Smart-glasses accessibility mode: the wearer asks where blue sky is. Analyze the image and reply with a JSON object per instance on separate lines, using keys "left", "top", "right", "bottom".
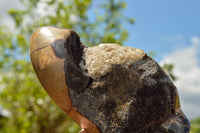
{"left": 0, "top": 0, "right": 200, "bottom": 119}
{"left": 124, "top": 0, "right": 200, "bottom": 119}
{"left": 124, "top": 0, "right": 200, "bottom": 61}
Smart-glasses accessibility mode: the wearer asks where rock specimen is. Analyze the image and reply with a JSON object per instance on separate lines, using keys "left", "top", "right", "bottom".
{"left": 30, "top": 26, "right": 190, "bottom": 133}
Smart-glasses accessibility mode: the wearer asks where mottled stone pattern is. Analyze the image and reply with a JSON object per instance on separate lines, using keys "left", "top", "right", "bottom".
{"left": 63, "top": 32, "right": 190, "bottom": 133}
{"left": 157, "top": 109, "right": 190, "bottom": 133}
{"left": 80, "top": 44, "right": 145, "bottom": 79}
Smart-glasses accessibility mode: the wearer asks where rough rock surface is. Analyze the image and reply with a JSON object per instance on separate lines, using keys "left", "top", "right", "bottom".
{"left": 63, "top": 32, "right": 190, "bottom": 133}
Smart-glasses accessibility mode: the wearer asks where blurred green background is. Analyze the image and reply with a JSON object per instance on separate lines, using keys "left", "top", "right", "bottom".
{"left": 0, "top": 0, "right": 199, "bottom": 132}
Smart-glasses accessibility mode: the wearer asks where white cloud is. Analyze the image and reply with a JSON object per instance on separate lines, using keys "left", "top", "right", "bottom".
{"left": 0, "top": 106, "right": 10, "bottom": 117}
{"left": 0, "top": 0, "right": 23, "bottom": 14}
{"left": 34, "top": 1, "right": 56, "bottom": 17}
{"left": 0, "top": 0, "right": 24, "bottom": 28}
{"left": 160, "top": 36, "right": 200, "bottom": 119}
{"left": 69, "top": 14, "right": 80, "bottom": 23}
{"left": 0, "top": 0, "right": 56, "bottom": 28}
{"left": 0, "top": 0, "right": 81, "bottom": 29}
{"left": 190, "top": 36, "right": 200, "bottom": 45}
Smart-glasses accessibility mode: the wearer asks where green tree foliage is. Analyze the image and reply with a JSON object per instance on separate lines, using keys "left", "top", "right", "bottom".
{"left": 0, "top": 0, "right": 133, "bottom": 132}
{"left": 162, "top": 63, "right": 177, "bottom": 81}
{"left": 190, "top": 118, "right": 200, "bottom": 133}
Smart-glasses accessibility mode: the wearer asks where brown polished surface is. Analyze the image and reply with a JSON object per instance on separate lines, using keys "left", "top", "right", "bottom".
{"left": 30, "top": 26, "right": 99, "bottom": 133}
